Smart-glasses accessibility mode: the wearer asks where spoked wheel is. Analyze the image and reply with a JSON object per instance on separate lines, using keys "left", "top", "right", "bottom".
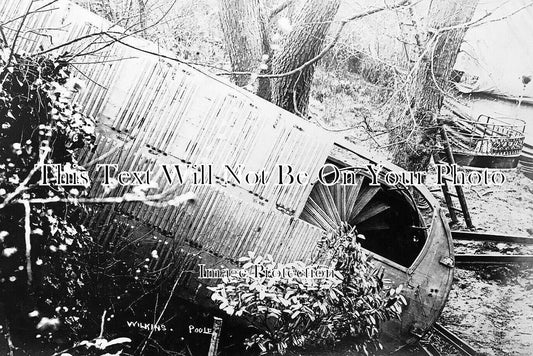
{"left": 300, "top": 166, "right": 426, "bottom": 266}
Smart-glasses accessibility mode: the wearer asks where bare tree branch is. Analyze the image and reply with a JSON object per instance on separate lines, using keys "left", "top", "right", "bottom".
{"left": 5, "top": 0, "right": 34, "bottom": 68}
{"left": 0, "top": 0, "right": 58, "bottom": 27}
{"left": 138, "top": 272, "right": 182, "bottom": 355}
{"left": 23, "top": 200, "right": 33, "bottom": 286}
{"left": 34, "top": 0, "right": 178, "bottom": 58}
{"left": 268, "top": 0, "right": 295, "bottom": 21}
{"left": 12, "top": 191, "right": 196, "bottom": 207}
{"left": 428, "top": 1, "right": 533, "bottom": 34}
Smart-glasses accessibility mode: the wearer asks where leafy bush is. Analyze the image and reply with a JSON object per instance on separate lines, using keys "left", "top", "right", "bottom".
{"left": 0, "top": 44, "right": 97, "bottom": 341}
{"left": 208, "top": 224, "right": 406, "bottom": 355}
{"left": 0, "top": 45, "right": 185, "bottom": 355}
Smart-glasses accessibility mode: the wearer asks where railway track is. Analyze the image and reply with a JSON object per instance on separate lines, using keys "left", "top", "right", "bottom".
{"left": 452, "top": 230, "right": 533, "bottom": 265}
{"left": 416, "top": 231, "right": 532, "bottom": 355}
{"left": 455, "top": 254, "right": 533, "bottom": 265}
{"left": 451, "top": 231, "right": 533, "bottom": 245}
{"left": 420, "top": 323, "right": 480, "bottom": 356}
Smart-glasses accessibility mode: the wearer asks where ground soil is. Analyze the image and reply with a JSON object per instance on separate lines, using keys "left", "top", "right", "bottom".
{"left": 437, "top": 170, "right": 533, "bottom": 356}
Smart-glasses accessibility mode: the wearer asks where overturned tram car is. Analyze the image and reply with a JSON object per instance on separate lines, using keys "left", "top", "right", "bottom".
{"left": 0, "top": 0, "right": 454, "bottom": 346}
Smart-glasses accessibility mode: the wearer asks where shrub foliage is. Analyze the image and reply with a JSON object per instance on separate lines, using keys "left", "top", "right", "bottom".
{"left": 0, "top": 45, "right": 188, "bottom": 355}
{"left": 208, "top": 224, "right": 406, "bottom": 355}
{"left": 0, "top": 45, "right": 96, "bottom": 340}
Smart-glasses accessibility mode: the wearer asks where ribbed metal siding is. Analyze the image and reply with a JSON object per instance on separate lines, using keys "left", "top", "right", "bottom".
{"left": 0, "top": 0, "right": 331, "bottom": 264}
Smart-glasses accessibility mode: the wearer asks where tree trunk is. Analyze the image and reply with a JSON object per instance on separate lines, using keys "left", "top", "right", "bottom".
{"left": 217, "top": 0, "right": 271, "bottom": 100}
{"left": 270, "top": 0, "right": 340, "bottom": 115}
{"left": 390, "top": 0, "right": 479, "bottom": 171}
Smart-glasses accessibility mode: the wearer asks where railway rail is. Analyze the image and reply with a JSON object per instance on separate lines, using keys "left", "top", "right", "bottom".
{"left": 455, "top": 254, "right": 533, "bottom": 265}
{"left": 451, "top": 230, "right": 533, "bottom": 245}
{"left": 419, "top": 323, "right": 480, "bottom": 356}
{"left": 416, "top": 231, "right": 532, "bottom": 355}
{"left": 451, "top": 230, "right": 533, "bottom": 265}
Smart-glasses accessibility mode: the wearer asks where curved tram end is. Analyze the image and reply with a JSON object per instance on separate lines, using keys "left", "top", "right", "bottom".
{"left": 302, "top": 142, "right": 456, "bottom": 349}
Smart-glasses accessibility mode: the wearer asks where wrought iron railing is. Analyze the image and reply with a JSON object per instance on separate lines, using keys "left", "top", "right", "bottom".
{"left": 443, "top": 114, "right": 526, "bottom": 156}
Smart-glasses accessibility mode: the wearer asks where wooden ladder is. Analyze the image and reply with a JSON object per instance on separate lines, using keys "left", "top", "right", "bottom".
{"left": 434, "top": 127, "right": 474, "bottom": 229}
